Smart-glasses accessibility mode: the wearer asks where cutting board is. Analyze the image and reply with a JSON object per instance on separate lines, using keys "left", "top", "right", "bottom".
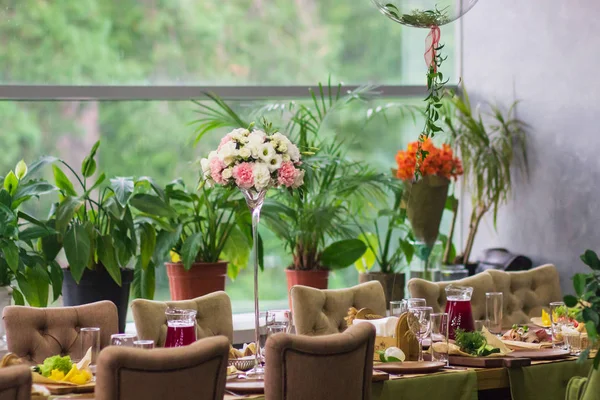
{"left": 42, "top": 382, "right": 95, "bottom": 395}
{"left": 447, "top": 355, "right": 531, "bottom": 368}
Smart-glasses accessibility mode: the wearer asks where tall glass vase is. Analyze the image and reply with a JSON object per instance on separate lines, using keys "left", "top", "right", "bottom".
{"left": 240, "top": 188, "right": 267, "bottom": 378}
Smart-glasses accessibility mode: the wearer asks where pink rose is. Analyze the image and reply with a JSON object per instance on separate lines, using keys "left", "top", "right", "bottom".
{"left": 277, "top": 161, "right": 298, "bottom": 187}
{"left": 233, "top": 162, "right": 254, "bottom": 189}
{"left": 217, "top": 134, "right": 232, "bottom": 151}
{"left": 210, "top": 157, "right": 226, "bottom": 184}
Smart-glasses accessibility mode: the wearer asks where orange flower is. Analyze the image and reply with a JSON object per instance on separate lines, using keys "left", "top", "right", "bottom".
{"left": 395, "top": 139, "right": 463, "bottom": 180}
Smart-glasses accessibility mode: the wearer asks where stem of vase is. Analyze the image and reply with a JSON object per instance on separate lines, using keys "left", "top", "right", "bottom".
{"left": 251, "top": 204, "right": 262, "bottom": 371}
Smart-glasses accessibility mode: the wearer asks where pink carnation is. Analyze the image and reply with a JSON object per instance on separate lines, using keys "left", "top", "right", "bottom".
{"left": 277, "top": 161, "right": 298, "bottom": 187}
{"left": 210, "top": 157, "right": 226, "bottom": 184}
{"left": 217, "top": 134, "right": 232, "bottom": 151}
{"left": 233, "top": 162, "right": 254, "bottom": 189}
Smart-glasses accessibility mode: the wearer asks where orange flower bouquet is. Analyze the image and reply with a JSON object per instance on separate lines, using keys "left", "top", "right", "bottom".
{"left": 395, "top": 139, "right": 463, "bottom": 181}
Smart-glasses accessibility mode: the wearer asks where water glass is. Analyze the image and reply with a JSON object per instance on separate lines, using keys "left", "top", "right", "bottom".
{"left": 110, "top": 333, "right": 136, "bottom": 347}
{"left": 430, "top": 313, "right": 449, "bottom": 364}
{"left": 80, "top": 327, "right": 100, "bottom": 372}
{"left": 563, "top": 330, "right": 582, "bottom": 355}
{"left": 389, "top": 300, "right": 407, "bottom": 317}
{"left": 267, "top": 324, "right": 287, "bottom": 337}
{"left": 266, "top": 310, "right": 292, "bottom": 332}
{"left": 407, "top": 306, "right": 433, "bottom": 362}
{"left": 485, "top": 292, "right": 503, "bottom": 335}
{"left": 474, "top": 319, "right": 487, "bottom": 332}
{"left": 407, "top": 298, "right": 427, "bottom": 308}
{"left": 134, "top": 340, "right": 155, "bottom": 349}
{"left": 550, "top": 301, "right": 567, "bottom": 348}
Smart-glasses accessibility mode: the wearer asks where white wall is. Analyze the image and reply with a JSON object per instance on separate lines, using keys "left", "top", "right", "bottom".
{"left": 460, "top": 0, "right": 600, "bottom": 294}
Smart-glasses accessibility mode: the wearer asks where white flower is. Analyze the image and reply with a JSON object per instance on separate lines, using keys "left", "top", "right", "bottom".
{"left": 287, "top": 143, "right": 301, "bottom": 162}
{"left": 267, "top": 154, "right": 283, "bottom": 172}
{"left": 246, "top": 143, "right": 261, "bottom": 159}
{"left": 230, "top": 128, "right": 250, "bottom": 144}
{"left": 248, "top": 131, "right": 266, "bottom": 147}
{"left": 222, "top": 167, "right": 233, "bottom": 180}
{"left": 200, "top": 157, "right": 210, "bottom": 177}
{"left": 218, "top": 141, "right": 237, "bottom": 166}
{"left": 277, "top": 142, "right": 288, "bottom": 153}
{"left": 238, "top": 147, "right": 251, "bottom": 160}
{"left": 271, "top": 132, "right": 287, "bottom": 142}
{"left": 253, "top": 162, "right": 271, "bottom": 190}
{"left": 292, "top": 169, "right": 305, "bottom": 189}
{"left": 258, "top": 142, "right": 275, "bottom": 162}
{"left": 282, "top": 154, "right": 291, "bottom": 162}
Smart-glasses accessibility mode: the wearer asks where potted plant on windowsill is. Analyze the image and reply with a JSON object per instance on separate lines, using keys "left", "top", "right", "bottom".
{"left": 44, "top": 142, "right": 168, "bottom": 332}
{"left": 0, "top": 159, "right": 61, "bottom": 310}
{"left": 140, "top": 179, "right": 252, "bottom": 300}
{"left": 354, "top": 184, "right": 414, "bottom": 303}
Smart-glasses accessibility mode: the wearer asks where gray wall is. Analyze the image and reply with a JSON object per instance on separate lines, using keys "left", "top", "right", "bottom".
{"left": 460, "top": 0, "right": 600, "bottom": 294}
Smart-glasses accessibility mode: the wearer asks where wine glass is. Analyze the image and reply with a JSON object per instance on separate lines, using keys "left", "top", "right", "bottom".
{"left": 407, "top": 306, "right": 433, "bottom": 362}
{"left": 389, "top": 300, "right": 408, "bottom": 317}
{"left": 407, "top": 298, "right": 426, "bottom": 308}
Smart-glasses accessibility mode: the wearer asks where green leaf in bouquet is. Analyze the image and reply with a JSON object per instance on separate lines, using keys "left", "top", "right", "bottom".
{"left": 130, "top": 194, "right": 177, "bottom": 218}
{"left": 321, "top": 239, "right": 367, "bottom": 270}
{"left": 355, "top": 232, "right": 378, "bottom": 273}
{"left": 181, "top": 232, "right": 203, "bottom": 271}
{"left": 97, "top": 235, "right": 122, "bottom": 287}
{"left": 3, "top": 171, "right": 18, "bottom": 196}
{"left": 63, "top": 224, "right": 91, "bottom": 284}
{"left": 2, "top": 241, "right": 19, "bottom": 273}
{"left": 110, "top": 177, "right": 134, "bottom": 206}
{"left": 139, "top": 223, "right": 156, "bottom": 271}
{"left": 52, "top": 165, "right": 77, "bottom": 196}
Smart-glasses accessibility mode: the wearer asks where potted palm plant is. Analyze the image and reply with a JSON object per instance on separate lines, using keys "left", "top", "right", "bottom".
{"left": 442, "top": 86, "right": 528, "bottom": 266}
{"left": 44, "top": 142, "right": 170, "bottom": 331}
{"left": 139, "top": 179, "right": 252, "bottom": 300}
{"left": 0, "top": 159, "right": 60, "bottom": 309}
{"left": 354, "top": 184, "right": 415, "bottom": 303}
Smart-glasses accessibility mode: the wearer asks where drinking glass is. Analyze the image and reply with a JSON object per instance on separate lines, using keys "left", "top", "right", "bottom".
{"left": 407, "top": 298, "right": 427, "bottom": 308}
{"left": 164, "top": 308, "right": 197, "bottom": 348}
{"left": 550, "top": 301, "right": 567, "bottom": 349}
{"left": 563, "top": 331, "right": 582, "bottom": 355}
{"left": 80, "top": 327, "right": 100, "bottom": 373}
{"left": 267, "top": 324, "right": 287, "bottom": 337}
{"left": 110, "top": 333, "right": 136, "bottom": 347}
{"left": 267, "top": 310, "right": 292, "bottom": 333}
{"left": 389, "top": 300, "right": 407, "bottom": 317}
{"left": 474, "top": 319, "right": 487, "bottom": 332}
{"left": 407, "top": 306, "right": 433, "bottom": 362}
{"left": 430, "top": 313, "right": 449, "bottom": 364}
{"left": 134, "top": 340, "right": 155, "bottom": 349}
{"left": 485, "top": 292, "right": 503, "bottom": 335}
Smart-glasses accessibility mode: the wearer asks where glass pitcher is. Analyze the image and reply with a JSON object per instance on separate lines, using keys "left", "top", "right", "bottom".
{"left": 444, "top": 285, "right": 475, "bottom": 339}
{"left": 164, "top": 309, "right": 197, "bottom": 348}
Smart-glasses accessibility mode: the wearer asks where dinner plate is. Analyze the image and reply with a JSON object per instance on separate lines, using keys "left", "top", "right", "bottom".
{"left": 226, "top": 380, "right": 264, "bottom": 395}
{"left": 530, "top": 317, "right": 551, "bottom": 328}
{"left": 507, "top": 349, "right": 570, "bottom": 360}
{"left": 374, "top": 361, "right": 446, "bottom": 374}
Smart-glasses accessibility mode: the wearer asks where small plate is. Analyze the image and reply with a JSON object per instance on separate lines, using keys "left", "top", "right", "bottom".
{"left": 226, "top": 380, "right": 264, "bottom": 395}
{"left": 507, "top": 349, "right": 571, "bottom": 360}
{"left": 374, "top": 361, "right": 446, "bottom": 374}
{"left": 530, "top": 317, "right": 551, "bottom": 328}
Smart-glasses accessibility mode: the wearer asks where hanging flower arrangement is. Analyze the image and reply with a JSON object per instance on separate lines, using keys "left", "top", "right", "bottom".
{"left": 395, "top": 139, "right": 463, "bottom": 181}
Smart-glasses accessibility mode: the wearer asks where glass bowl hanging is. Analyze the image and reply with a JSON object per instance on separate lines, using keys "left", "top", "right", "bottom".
{"left": 370, "top": 0, "right": 479, "bottom": 28}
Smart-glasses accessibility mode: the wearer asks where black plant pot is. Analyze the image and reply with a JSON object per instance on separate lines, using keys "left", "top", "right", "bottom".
{"left": 62, "top": 267, "right": 133, "bottom": 333}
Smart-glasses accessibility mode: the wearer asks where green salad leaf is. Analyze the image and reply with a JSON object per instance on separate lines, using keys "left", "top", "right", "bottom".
{"left": 455, "top": 329, "right": 500, "bottom": 357}
{"left": 37, "top": 355, "right": 73, "bottom": 377}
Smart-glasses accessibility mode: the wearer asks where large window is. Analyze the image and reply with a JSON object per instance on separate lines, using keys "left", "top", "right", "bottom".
{"left": 1, "top": 1, "right": 457, "bottom": 313}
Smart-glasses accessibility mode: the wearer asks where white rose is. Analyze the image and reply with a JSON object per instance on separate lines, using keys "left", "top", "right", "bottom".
{"left": 248, "top": 131, "right": 265, "bottom": 147}
{"left": 222, "top": 167, "right": 233, "bottom": 180}
{"left": 277, "top": 142, "right": 288, "bottom": 153}
{"left": 267, "top": 154, "right": 283, "bottom": 172}
{"left": 258, "top": 142, "right": 275, "bottom": 162}
{"left": 253, "top": 162, "right": 271, "bottom": 190}
{"left": 287, "top": 143, "right": 301, "bottom": 162}
{"left": 200, "top": 158, "right": 210, "bottom": 177}
{"left": 208, "top": 151, "right": 218, "bottom": 160}
{"left": 271, "top": 132, "right": 286, "bottom": 142}
{"left": 238, "top": 147, "right": 251, "bottom": 159}
{"left": 292, "top": 169, "right": 305, "bottom": 189}
{"left": 230, "top": 128, "right": 250, "bottom": 137}
{"left": 218, "top": 141, "right": 237, "bottom": 166}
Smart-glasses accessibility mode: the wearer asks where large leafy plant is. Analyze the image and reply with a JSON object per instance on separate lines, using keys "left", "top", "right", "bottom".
{"left": 0, "top": 160, "right": 61, "bottom": 306}
{"left": 564, "top": 250, "right": 600, "bottom": 369}
{"left": 442, "top": 86, "right": 528, "bottom": 264}
{"left": 141, "top": 179, "right": 253, "bottom": 280}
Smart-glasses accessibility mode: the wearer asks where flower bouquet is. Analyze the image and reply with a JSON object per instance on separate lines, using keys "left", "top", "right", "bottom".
{"left": 200, "top": 126, "right": 303, "bottom": 377}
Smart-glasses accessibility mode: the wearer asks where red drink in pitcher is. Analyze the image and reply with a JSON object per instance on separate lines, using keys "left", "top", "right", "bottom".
{"left": 444, "top": 285, "right": 475, "bottom": 340}
{"left": 164, "top": 309, "right": 197, "bottom": 348}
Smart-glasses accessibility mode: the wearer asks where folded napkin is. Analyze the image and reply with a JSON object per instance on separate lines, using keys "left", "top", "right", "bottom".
{"left": 352, "top": 317, "right": 400, "bottom": 337}
{"left": 501, "top": 340, "right": 553, "bottom": 350}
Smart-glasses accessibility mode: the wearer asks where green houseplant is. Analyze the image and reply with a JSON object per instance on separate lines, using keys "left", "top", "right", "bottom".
{"left": 442, "top": 86, "right": 528, "bottom": 266}
{"left": 44, "top": 141, "right": 169, "bottom": 331}
{"left": 354, "top": 184, "right": 415, "bottom": 303}
{"left": 0, "top": 159, "right": 60, "bottom": 308}
{"left": 139, "top": 179, "right": 252, "bottom": 300}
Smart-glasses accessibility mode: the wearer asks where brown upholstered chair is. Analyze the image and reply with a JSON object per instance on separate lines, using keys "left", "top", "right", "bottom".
{"left": 407, "top": 264, "right": 562, "bottom": 326}
{"left": 0, "top": 365, "right": 31, "bottom": 400}
{"left": 265, "top": 323, "right": 376, "bottom": 400}
{"left": 131, "top": 291, "right": 233, "bottom": 346}
{"left": 3, "top": 301, "right": 118, "bottom": 364}
{"left": 290, "top": 281, "right": 386, "bottom": 336}
{"left": 95, "top": 335, "right": 229, "bottom": 400}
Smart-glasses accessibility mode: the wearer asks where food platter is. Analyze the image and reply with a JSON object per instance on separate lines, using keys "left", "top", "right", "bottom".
{"left": 374, "top": 361, "right": 446, "bottom": 374}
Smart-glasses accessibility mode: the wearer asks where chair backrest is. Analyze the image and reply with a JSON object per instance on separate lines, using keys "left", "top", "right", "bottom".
{"left": 290, "top": 281, "right": 386, "bottom": 336}
{"left": 0, "top": 365, "right": 31, "bottom": 400}
{"left": 131, "top": 291, "right": 233, "bottom": 346}
{"left": 3, "top": 301, "right": 118, "bottom": 364}
{"left": 265, "top": 323, "right": 375, "bottom": 400}
{"left": 95, "top": 335, "right": 229, "bottom": 400}
{"left": 486, "top": 264, "right": 562, "bottom": 325}
{"left": 407, "top": 264, "right": 562, "bottom": 326}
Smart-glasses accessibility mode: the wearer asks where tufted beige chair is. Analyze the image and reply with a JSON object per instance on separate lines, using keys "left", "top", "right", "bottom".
{"left": 3, "top": 301, "right": 118, "bottom": 365}
{"left": 486, "top": 264, "right": 562, "bottom": 325}
{"left": 131, "top": 291, "right": 233, "bottom": 346}
{"left": 95, "top": 335, "right": 229, "bottom": 400}
{"left": 407, "top": 264, "right": 563, "bottom": 327}
{"left": 0, "top": 365, "right": 32, "bottom": 400}
{"left": 290, "top": 281, "right": 386, "bottom": 336}
{"left": 265, "top": 323, "right": 376, "bottom": 400}
{"left": 407, "top": 272, "right": 496, "bottom": 322}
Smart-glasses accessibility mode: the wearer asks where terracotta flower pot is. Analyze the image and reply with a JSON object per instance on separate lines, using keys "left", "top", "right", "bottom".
{"left": 359, "top": 272, "right": 405, "bottom": 305}
{"left": 166, "top": 262, "right": 228, "bottom": 301}
{"left": 286, "top": 269, "right": 329, "bottom": 309}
